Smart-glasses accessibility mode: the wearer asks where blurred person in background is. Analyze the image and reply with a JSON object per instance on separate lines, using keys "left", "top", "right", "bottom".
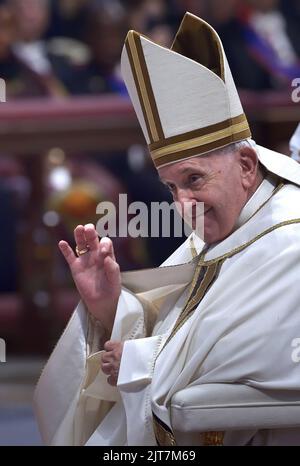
{"left": 280, "top": 0, "right": 300, "bottom": 20}
{"left": 75, "top": 0, "right": 128, "bottom": 95}
{"left": 11, "top": 0, "right": 71, "bottom": 96}
{"left": 45, "top": 0, "right": 129, "bottom": 96}
{"left": 0, "top": 161, "right": 18, "bottom": 293}
{"left": 204, "top": 0, "right": 240, "bottom": 25}
{"left": 0, "top": 0, "right": 54, "bottom": 98}
{"left": 215, "top": 0, "right": 300, "bottom": 90}
{"left": 175, "top": 0, "right": 206, "bottom": 17}
{"left": 124, "top": 0, "right": 180, "bottom": 43}
{"left": 45, "top": 0, "right": 90, "bottom": 41}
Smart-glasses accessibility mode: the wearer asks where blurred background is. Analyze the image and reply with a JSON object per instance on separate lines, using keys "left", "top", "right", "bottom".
{"left": 0, "top": 0, "right": 299, "bottom": 445}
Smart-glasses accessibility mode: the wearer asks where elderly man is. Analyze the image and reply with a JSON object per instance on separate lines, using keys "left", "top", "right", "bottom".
{"left": 34, "top": 13, "right": 300, "bottom": 446}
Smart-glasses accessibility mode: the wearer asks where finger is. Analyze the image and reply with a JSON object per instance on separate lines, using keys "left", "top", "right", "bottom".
{"left": 100, "top": 237, "right": 116, "bottom": 262}
{"left": 101, "top": 352, "right": 113, "bottom": 364}
{"left": 58, "top": 240, "right": 76, "bottom": 266}
{"left": 107, "top": 375, "right": 117, "bottom": 386}
{"left": 104, "top": 340, "right": 117, "bottom": 352}
{"left": 74, "top": 225, "right": 87, "bottom": 250}
{"left": 101, "top": 362, "right": 112, "bottom": 375}
{"left": 96, "top": 237, "right": 111, "bottom": 268}
{"left": 104, "top": 256, "right": 120, "bottom": 286}
{"left": 84, "top": 224, "right": 99, "bottom": 251}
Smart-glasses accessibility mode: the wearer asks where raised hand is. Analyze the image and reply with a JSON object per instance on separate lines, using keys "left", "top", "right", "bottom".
{"left": 58, "top": 224, "right": 121, "bottom": 336}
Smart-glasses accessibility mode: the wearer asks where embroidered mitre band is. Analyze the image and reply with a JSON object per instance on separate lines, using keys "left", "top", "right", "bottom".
{"left": 121, "top": 12, "right": 251, "bottom": 168}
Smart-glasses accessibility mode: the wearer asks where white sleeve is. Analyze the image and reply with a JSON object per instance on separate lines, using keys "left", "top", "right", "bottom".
{"left": 110, "top": 287, "right": 146, "bottom": 341}
{"left": 34, "top": 287, "right": 147, "bottom": 445}
{"left": 117, "top": 335, "right": 164, "bottom": 390}
{"left": 116, "top": 335, "right": 166, "bottom": 445}
{"left": 82, "top": 287, "right": 147, "bottom": 402}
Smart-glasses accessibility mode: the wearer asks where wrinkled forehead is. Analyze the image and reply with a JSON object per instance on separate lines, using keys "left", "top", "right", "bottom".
{"left": 157, "top": 150, "right": 236, "bottom": 180}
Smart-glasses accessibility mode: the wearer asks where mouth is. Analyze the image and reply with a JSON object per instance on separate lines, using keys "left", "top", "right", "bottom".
{"left": 192, "top": 207, "right": 211, "bottom": 219}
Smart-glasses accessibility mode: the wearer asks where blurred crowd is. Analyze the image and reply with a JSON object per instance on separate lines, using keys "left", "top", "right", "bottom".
{"left": 0, "top": 0, "right": 299, "bottom": 99}
{"left": 1, "top": 0, "right": 179, "bottom": 98}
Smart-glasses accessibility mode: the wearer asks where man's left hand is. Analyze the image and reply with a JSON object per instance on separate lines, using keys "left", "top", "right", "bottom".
{"left": 101, "top": 340, "right": 124, "bottom": 386}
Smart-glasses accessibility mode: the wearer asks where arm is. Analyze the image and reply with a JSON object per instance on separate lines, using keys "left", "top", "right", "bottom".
{"left": 35, "top": 224, "right": 148, "bottom": 445}
{"left": 170, "top": 383, "right": 300, "bottom": 446}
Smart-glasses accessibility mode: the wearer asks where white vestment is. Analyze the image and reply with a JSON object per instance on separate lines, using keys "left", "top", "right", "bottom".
{"left": 34, "top": 175, "right": 300, "bottom": 446}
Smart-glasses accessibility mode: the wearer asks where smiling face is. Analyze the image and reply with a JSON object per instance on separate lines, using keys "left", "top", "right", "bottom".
{"left": 158, "top": 145, "right": 262, "bottom": 244}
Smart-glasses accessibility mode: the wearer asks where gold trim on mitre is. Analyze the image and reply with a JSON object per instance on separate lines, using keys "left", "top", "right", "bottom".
{"left": 121, "top": 12, "right": 251, "bottom": 167}
{"left": 125, "top": 30, "right": 164, "bottom": 144}
{"left": 150, "top": 113, "right": 251, "bottom": 167}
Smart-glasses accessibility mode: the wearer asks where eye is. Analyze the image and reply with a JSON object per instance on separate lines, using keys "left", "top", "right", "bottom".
{"left": 165, "top": 183, "right": 176, "bottom": 192}
{"left": 189, "top": 174, "right": 201, "bottom": 185}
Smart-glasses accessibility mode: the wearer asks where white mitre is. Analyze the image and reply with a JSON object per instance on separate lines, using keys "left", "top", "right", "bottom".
{"left": 121, "top": 12, "right": 300, "bottom": 185}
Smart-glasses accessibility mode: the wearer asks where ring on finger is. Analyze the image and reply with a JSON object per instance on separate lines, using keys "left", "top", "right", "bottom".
{"left": 75, "top": 245, "right": 90, "bottom": 256}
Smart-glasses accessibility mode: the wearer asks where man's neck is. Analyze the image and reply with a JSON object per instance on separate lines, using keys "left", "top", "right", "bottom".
{"left": 235, "top": 172, "right": 278, "bottom": 230}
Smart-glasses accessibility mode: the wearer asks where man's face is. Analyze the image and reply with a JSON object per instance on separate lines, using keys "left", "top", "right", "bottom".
{"left": 158, "top": 150, "right": 251, "bottom": 244}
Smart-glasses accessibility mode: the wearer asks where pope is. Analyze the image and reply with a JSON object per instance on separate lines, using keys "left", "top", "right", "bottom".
{"left": 34, "top": 13, "right": 300, "bottom": 446}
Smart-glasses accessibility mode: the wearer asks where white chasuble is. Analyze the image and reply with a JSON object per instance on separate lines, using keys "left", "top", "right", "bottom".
{"left": 34, "top": 179, "right": 300, "bottom": 446}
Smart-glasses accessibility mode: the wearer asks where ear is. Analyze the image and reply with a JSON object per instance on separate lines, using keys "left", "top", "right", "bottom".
{"left": 238, "top": 146, "right": 259, "bottom": 190}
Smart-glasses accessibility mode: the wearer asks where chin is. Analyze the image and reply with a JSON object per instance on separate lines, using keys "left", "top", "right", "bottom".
{"left": 203, "top": 228, "right": 222, "bottom": 245}
{"left": 203, "top": 235, "right": 216, "bottom": 245}
{"left": 193, "top": 217, "right": 226, "bottom": 244}
{"left": 190, "top": 221, "right": 215, "bottom": 243}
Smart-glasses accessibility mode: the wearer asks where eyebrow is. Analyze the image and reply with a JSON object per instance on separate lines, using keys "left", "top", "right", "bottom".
{"left": 160, "top": 166, "right": 205, "bottom": 184}
{"left": 178, "top": 166, "right": 202, "bottom": 175}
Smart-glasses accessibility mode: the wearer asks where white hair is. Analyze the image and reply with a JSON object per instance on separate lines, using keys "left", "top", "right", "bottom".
{"left": 215, "top": 138, "right": 267, "bottom": 178}
{"left": 216, "top": 138, "right": 257, "bottom": 156}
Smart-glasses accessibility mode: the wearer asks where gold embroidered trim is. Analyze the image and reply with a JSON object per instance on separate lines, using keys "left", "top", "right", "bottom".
{"left": 189, "top": 237, "right": 198, "bottom": 258}
{"left": 242, "top": 180, "right": 283, "bottom": 226}
{"left": 157, "top": 184, "right": 289, "bottom": 349}
{"left": 126, "top": 32, "right": 158, "bottom": 141}
{"left": 202, "top": 431, "right": 224, "bottom": 446}
{"left": 200, "top": 217, "right": 300, "bottom": 266}
{"left": 153, "top": 413, "right": 177, "bottom": 446}
{"left": 149, "top": 114, "right": 247, "bottom": 151}
{"left": 152, "top": 185, "right": 292, "bottom": 448}
{"left": 151, "top": 119, "right": 250, "bottom": 160}
{"left": 133, "top": 34, "right": 165, "bottom": 141}
{"left": 126, "top": 32, "right": 163, "bottom": 143}
{"left": 163, "top": 259, "right": 224, "bottom": 349}
{"left": 125, "top": 38, "right": 153, "bottom": 144}
{"left": 153, "top": 413, "right": 224, "bottom": 446}
{"left": 153, "top": 130, "right": 251, "bottom": 167}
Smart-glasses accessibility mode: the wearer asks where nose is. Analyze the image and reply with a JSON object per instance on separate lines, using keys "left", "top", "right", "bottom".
{"left": 176, "top": 188, "right": 197, "bottom": 205}
{"left": 175, "top": 189, "right": 199, "bottom": 217}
